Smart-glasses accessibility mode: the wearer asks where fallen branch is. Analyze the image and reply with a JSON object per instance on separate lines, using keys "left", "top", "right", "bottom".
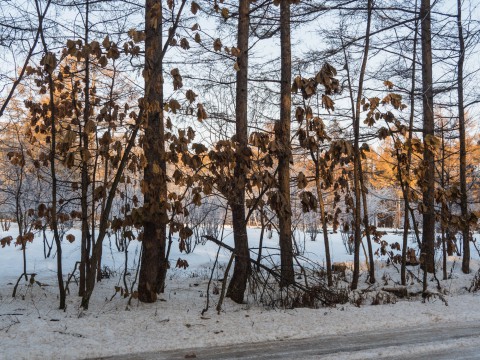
{"left": 382, "top": 286, "right": 408, "bottom": 298}
{"left": 202, "top": 235, "right": 345, "bottom": 306}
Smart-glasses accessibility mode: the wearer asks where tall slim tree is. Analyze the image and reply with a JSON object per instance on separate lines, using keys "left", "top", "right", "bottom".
{"left": 226, "top": 0, "right": 251, "bottom": 304}
{"left": 79, "top": 0, "right": 92, "bottom": 297}
{"left": 420, "top": 0, "right": 435, "bottom": 275}
{"left": 276, "top": 0, "right": 294, "bottom": 286}
{"left": 351, "top": 0, "right": 373, "bottom": 290}
{"left": 36, "top": 0, "right": 66, "bottom": 309}
{"left": 400, "top": 1, "right": 419, "bottom": 286}
{"left": 457, "top": 0, "right": 470, "bottom": 274}
{"left": 312, "top": 148, "right": 333, "bottom": 287}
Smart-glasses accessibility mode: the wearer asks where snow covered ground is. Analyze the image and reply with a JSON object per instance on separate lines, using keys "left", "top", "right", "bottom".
{"left": 0, "top": 224, "right": 479, "bottom": 359}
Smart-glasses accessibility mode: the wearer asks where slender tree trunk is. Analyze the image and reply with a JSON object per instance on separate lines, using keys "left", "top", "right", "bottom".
{"left": 359, "top": 166, "right": 375, "bottom": 284}
{"left": 401, "top": 3, "right": 419, "bottom": 286}
{"left": 49, "top": 88, "right": 66, "bottom": 310}
{"left": 12, "top": 156, "right": 27, "bottom": 298}
{"left": 14, "top": 154, "right": 26, "bottom": 278}
{"left": 420, "top": 0, "right": 435, "bottom": 275}
{"left": 440, "top": 124, "right": 448, "bottom": 280}
{"left": 312, "top": 150, "right": 332, "bottom": 287}
{"left": 92, "top": 111, "right": 100, "bottom": 283}
{"left": 36, "top": 0, "right": 66, "bottom": 309}
{"left": 81, "top": 114, "right": 140, "bottom": 309}
{"left": 96, "top": 69, "right": 115, "bottom": 283}
{"left": 15, "top": 162, "right": 27, "bottom": 282}
{"left": 138, "top": 0, "right": 168, "bottom": 303}
{"left": 79, "top": 0, "right": 91, "bottom": 297}
{"left": 351, "top": 0, "right": 372, "bottom": 290}
{"left": 256, "top": 209, "right": 265, "bottom": 271}
{"left": 226, "top": 0, "right": 251, "bottom": 304}
{"left": 457, "top": 0, "right": 470, "bottom": 274}
{"left": 277, "top": 0, "right": 294, "bottom": 286}
{"left": 44, "top": 60, "right": 66, "bottom": 309}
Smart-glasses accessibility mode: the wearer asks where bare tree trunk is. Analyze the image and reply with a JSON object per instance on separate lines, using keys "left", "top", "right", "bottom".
{"left": 35, "top": 0, "right": 66, "bottom": 310}
{"left": 457, "top": 0, "right": 470, "bottom": 274}
{"left": 256, "top": 209, "right": 265, "bottom": 271}
{"left": 96, "top": 67, "right": 116, "bottom": 283}
{"left": 352, "top": 0, "right": 372, "bottom": 290}
{"left": 440, "top": 123, "right": 448, "bottom": 280}
{"left": 14, "top": 153, "right": 27, "bottom": 282}
{"left": 359, "top": 166, "right": 375, "bottom": 284}
{"left": 420, "top": 0, "right": 435, "bottom": 276}
{"left": 312, "top": 149, "right": 332, "bottom": 287}
{"left": 81, "top": 112, "right": 140, "bottom": 309}
{"left": 138, "top": 0, "right": 168, "bottom": 303}
{"left": 226, "top": 0, "right": 251, "bottom": 304}
{"left": 401, "top": 2, "right": 419, "bottom": 286}
{"left": 79, "top": 0, "right": 91, "bottom": 297}
{"left": 277, "top": 0, "right": 294, "bottom": 286}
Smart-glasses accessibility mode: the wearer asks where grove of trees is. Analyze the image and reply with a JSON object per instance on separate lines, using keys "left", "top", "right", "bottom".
{"left": 1, "top": 0, "right": 480, "bottom": 310}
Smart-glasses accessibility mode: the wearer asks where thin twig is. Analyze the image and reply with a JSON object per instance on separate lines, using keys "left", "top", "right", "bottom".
{"left": 216, "top": 253, "right": 235, "bottom": 314}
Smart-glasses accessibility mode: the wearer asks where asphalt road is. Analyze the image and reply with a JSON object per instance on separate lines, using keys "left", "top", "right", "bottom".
{"left": 98, "top": 321, "right": 480, "bottom": 359}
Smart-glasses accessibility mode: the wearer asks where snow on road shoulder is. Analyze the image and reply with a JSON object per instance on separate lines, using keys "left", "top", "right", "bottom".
{"left": 1, "top": 225, "right": 480, "bottom": 359}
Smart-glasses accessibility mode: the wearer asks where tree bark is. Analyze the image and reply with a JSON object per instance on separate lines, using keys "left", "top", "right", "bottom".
{"left": 312, "top": 149, "right": 333, "bottom": 287}
{"left": 351, "top": 0, "right": 372, "bottom": 290}
{"left": 36, "top": 0, "right": 66, "bottom": 310}
{"left": 359, "top": 165, "right": 375, "bottom": 284}
{"left": 440, "top": 123, "right": 448, "bottom": 280}
{"left": 79, "top": 0, "right": 91, "bottom": 297}
{"left": 420, "top": 0, "right": 435, "bottom": 275}
{"left": 256, "top": 209, "right": 265, "bottom": 271}
{"left": 226, "top": 0, "right": 251, "bottom": 304}
{"left": 401, "top": 1, "right": 419, "bottom": 286}
{"left": 277, "top": 0, "right": 294, "bottom": 286}
{"left": 457, "top": 0, "right": 470, "bottom": 274}
{"left": 138, "top": 0, "right": 168, "bottom": 303}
